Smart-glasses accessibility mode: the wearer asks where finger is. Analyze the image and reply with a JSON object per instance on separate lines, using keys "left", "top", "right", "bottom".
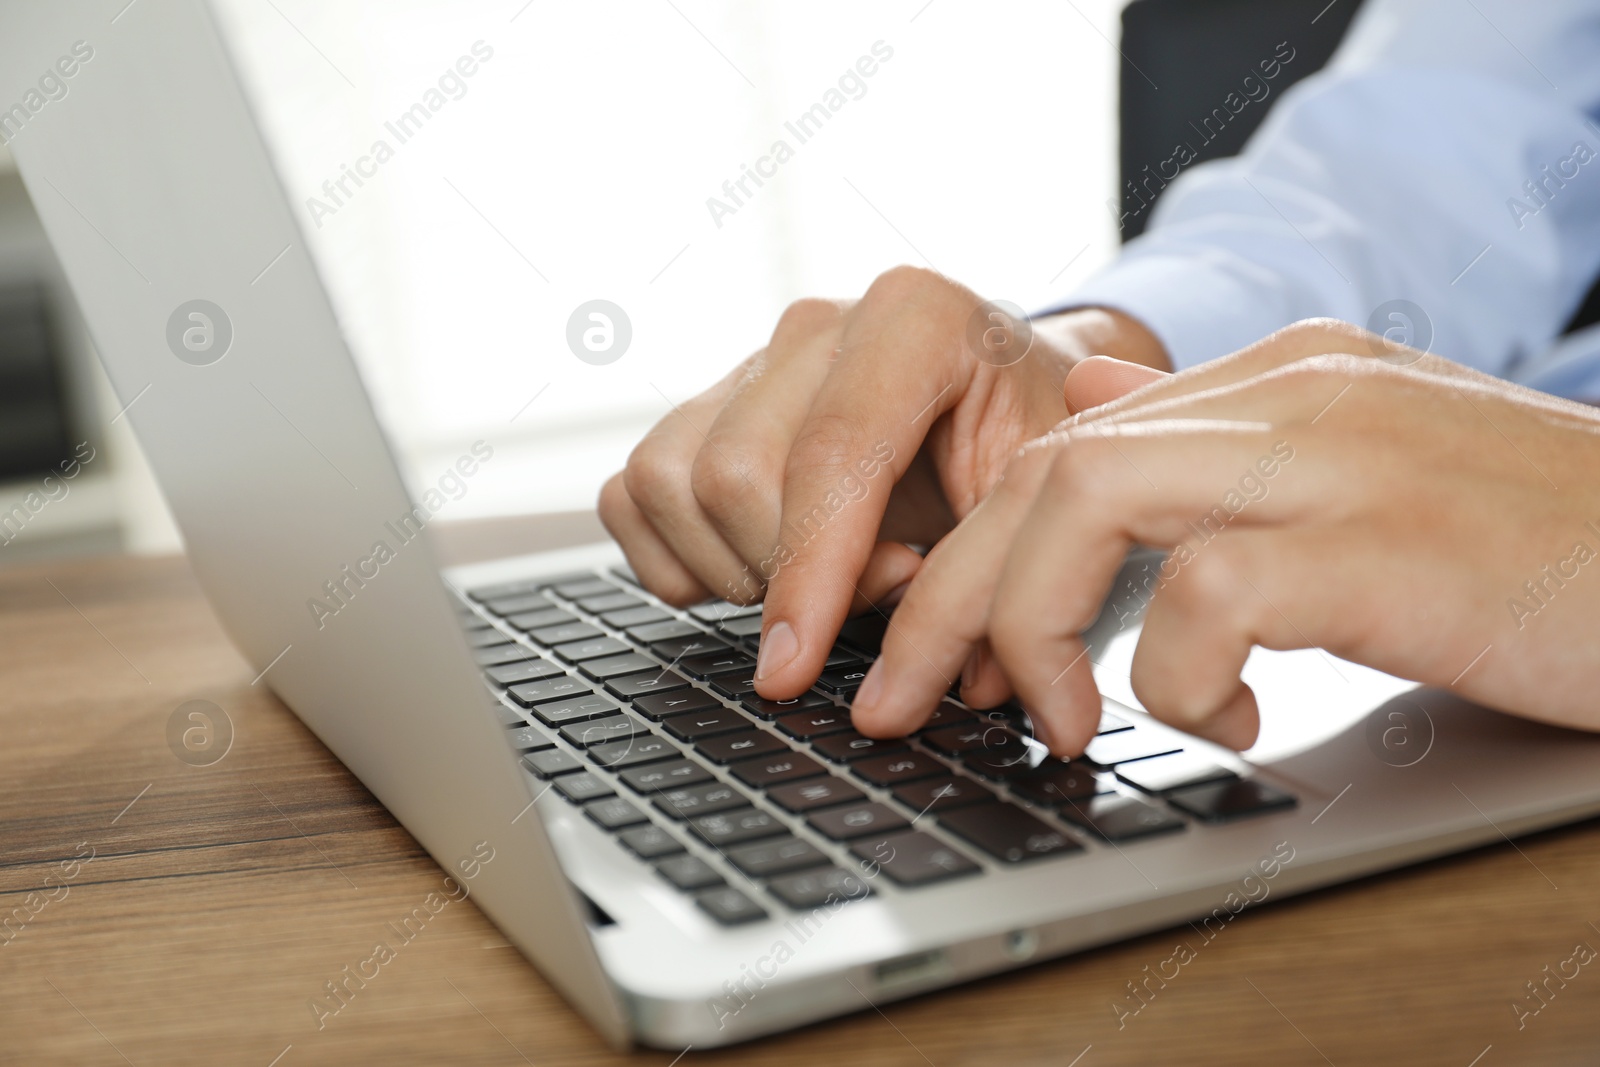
{"left": 1062, "top": 318, "right": 1475, "bottom": 427}
{"left": 849, "top": 440, "right": 1057, "bottom": 737}
{"left": 989, "top": 424, "right": 1330, "bottom": 754}
{"left": 1064, "top": 356, "right": 1169, "bottom": 414}
{"left": 691, "top": 300, "right": 845, "bottom": 580}
{"left": 958, "top": 640, "right": 1014, "bottom": 709}
{"left": 624, "top": 363, "right": 762, "bottom": 603}
{"left": 1131, "top": 527, "right": 1380, "bottom": 748}
{"left": 757, "top": 268, "right": 985, "bottom": 695}
{"left": 849, "top": 540, "right": 925, "bottom": 615}
{"left": 598, "top": 472, "right": 710, "bottom": 604}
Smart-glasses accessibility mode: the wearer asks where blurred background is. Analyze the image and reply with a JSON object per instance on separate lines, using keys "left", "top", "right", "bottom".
{"left": 0, "top": 0, "right": 1353, "bottom": 565}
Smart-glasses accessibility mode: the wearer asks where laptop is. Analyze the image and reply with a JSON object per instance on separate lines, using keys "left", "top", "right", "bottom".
{"left": 7, "top": 0, "right": 1600, "bottom": 1049}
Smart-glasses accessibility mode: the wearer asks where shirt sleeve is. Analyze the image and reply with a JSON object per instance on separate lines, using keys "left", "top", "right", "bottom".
{"left": 1050, "top": 0, "right": 1600, "bottom": 376}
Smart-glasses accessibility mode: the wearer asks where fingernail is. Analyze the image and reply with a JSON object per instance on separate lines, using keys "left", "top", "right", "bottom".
{"left": 754, "top": 620, "right": 799, "bottom": 681}
{"left": 853, "top": 660, "right": 885, "bottom": 712}
{"left": 960, "top": 653, "right": 978, "bottom": 693}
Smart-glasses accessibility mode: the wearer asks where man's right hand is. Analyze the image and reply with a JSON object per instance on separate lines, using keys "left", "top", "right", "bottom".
{"left": 597, "top": 265, "right": 1168, "bottom": 702}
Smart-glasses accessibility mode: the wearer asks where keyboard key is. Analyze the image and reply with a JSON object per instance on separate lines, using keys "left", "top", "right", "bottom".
{"left": 775, "top": 708, "right": 855, "bottom": 739}
{"left": 742, "top": 692, "right": 832, "bottom": 720}
{"left": 632, "top": 688, "right": 720, "bottom": 721}
{"left": 507, "top": 675, "right": 592, "bottom": 707}
{"left": 475, "top": 644, "right": 534, "bottom": 667}
{"left": 848, "top": 830, "right": 979, "bottom": 887}
{"left": 485, "top": 658, "right": 566, "bottom": 687}
{"left": 807, "top": 802, "right": 909, "bottom": 841}
{"left": 628, "top": 618, "right": 704, "bottom": 643}
{"left": 697, "top": 730, "right": 789, "bottom": 764}
{"left": 527, "top": 693, "right": 621, "bottom": 727}
{"left": 467, "top": 577, "right": 545, "bottom": 602}
{"left": 530, "top": 622, "right": 603, "bottom": 646}
{"left": 709, "top": 673, "right": 760, "bottom": 699}
{"left": 690, "top": 807, "right": 787, "bottom": 846}
{"left": 958, "top": 739, "right": 1038, "bottom": 780}
{"left": 506, "top": 607, "right": 577, "bottom": 632}
{"left": 717, "top": 614, "right": 766, "bottom": 638}
{"left": 690, "top": 600, "right": 762, "bottom": 623}
{"left": 766, "top": 866, "right": 873, "bottom": 909}
{"left": 729, "top": 751, "right": 828, "bottom": 788}
{"left": 650, "top": 634, "right": 731, "bottom": 661}
{"left": 1008, "top": 761, "right": 1111, "bottom": 807}
{"left": 557, "top": 640, "right": 634, "bottom": 666}
{"left": 851, "top": 752, "right": 948, "bottom": 788}
{"left": 485, "top": 593, "right": 553, "bottom": 616}
{"left": 1116, "top": 751, "right": 1237, "bottom": 795}
{"left": 618, "top": 824, "right": 683, "bottom": 859}
{"left": 588, "top": 734, "right": 680, "bottom": 769}
{"left": 553, "top": 578, "right": 617, "bottom": 599}
{"left": 619, "top": 759, "right": 713, "bottom": 792}
{"left": 1166, "top": 779, "right": 1297, "bottom": 822}
{"left": 655, "top": 854, "right": 723, "bottom": 891}
{"left": 915, "top": 700, "right": 977, "bottom": 733}
{"left": 681, "top": 650, "right": 758, "bottom": 679}
{"left": 696, "top": 886, "right": 767, "bottom": 925}
{"left": 602, "top": 605, "right": 670, "bottom": 627}
{"left": 554, "top": 772, "right": 614, "bottom": 803}
{"left": 767, "top": 776, "right": 867, "bottom": 814}
{"left": 508, "top": 607, "right": 579, "bottom": 633}
{"left": 811, "top": 732, "right": 909, "bottom": 764}
{"left": 937, "top": 803, "right": 1084, "bottom": 864}
{"left": 610, "top": 564, "right": 640, "bottom": 586}
{"left": 466, "top": 626, "right": 514, "bottom": 648}
{"left": 1059, "top": 794, "right": 1187, "bottom": 842}
{"left": 892, "top": 775, "right": 995, "bottom": 815}
{"left": 836, "top": 613, "right": 889, "bottom": 656}
{"left": 559, "top": 714, "right": 649, "bottom": 748}
{"left": 505, "top": 726, "right": 556, "bottom": 752}
{"left": 816, "top": 665, "right": 871, "bottom": 694}
{"left": 605, "top": 670, "right": 690, "bottom": 699}
{"left": 492, "top": 703, "right": 527, "bottom": 727}
{"left": 724, "top": 836, "right": 830, "bottom": 878}
{"left": 1083, "top": 729, "right": 1184, "bottom": 767}
{"left": 579, "top": 592, "right": 644, "bottom": 613}
{"left": 1099, "top": 712, "right": 1133, "bottom": 734}
{"left": 585, "top": 796, "right": 650, "bottom": 830}
{"left": 921, "top": 721, "right": 1014, "bottom": 757}
{"left": 662, "top": 707, "right": 752, "bottom": 742}
{"left": 521, "top": 749, "right": 582, "bottom": 778}
{"left": 579, "top": 652, "right": 661, "bottom": 680}
{"left": 654, "top": 781, "right": 750, "bottom": 819}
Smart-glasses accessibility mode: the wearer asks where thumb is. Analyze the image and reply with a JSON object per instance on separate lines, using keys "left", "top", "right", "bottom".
{"left": 1064, "top": 355, "right": 1170, "bottom": 414}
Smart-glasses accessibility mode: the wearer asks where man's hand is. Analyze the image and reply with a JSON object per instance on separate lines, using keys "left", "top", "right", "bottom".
{"left": 598, "top": 265, "right": 1168, "bottom": 699}
{"left": 851, "top": 319, "right": 1600, "bottom": 753}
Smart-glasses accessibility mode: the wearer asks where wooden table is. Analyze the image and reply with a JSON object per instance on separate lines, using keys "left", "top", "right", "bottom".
{"left": 4, "top": 513, "right": 1598, "bottom": 1066}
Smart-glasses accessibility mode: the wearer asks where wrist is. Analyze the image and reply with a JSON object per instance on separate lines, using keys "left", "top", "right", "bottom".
{"left": 1036, "top": 307, "right": 1172, "bottom": 372}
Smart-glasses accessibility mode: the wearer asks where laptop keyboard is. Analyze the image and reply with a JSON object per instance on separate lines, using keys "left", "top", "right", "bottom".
{"left": 456, "top": 567, "right": 1296, "bottom": 927}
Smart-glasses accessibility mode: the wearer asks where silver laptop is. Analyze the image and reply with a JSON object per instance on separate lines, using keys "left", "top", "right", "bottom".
{"left": 8, "top": 0, "right": 1600, "bottom": 1049}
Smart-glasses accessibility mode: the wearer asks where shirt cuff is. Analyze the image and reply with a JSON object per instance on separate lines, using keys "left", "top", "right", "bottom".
{"left": 1037, "top": 250, "right": 1302, "bottom": 372}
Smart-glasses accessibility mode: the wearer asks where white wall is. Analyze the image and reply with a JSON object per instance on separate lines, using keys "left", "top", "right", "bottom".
{"left": 209, "top": 0, "right": 1125, "bottom": 519}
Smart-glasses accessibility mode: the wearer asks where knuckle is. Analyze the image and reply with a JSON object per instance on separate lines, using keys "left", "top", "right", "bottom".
{"left": 689, "top": 442, "right": 764, "bottom": 518}
{"left": 770, "top": 297, "right": 843, "bottom": 346}
{"left": 1166, "top": 542, "right": 1255, "bottom": 621}
{"left": 622, "top": 434, "right": 690, "bottom": 517}
{"left": 1045, "top": 435, "right": 1122, "bottom": 501}
{"left": 861, "top": 264, "right": 952, "bottom": 308}
{"left": 786, "top": 411, "right": 868, "bottom": 477}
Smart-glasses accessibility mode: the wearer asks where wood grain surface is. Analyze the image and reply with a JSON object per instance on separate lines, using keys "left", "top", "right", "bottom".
{"left": 2, "top": 514, "right": 1598, "bottom": 1066}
